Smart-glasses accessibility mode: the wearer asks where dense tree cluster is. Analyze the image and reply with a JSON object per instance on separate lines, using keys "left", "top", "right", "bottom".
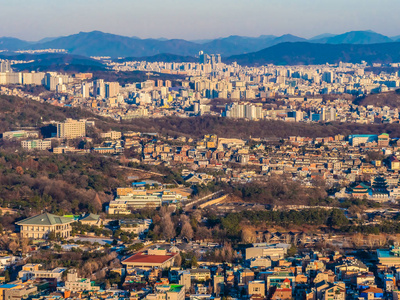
{"left": 194, "top": 178, "right": 331, "bottom": 207}
{"left": 219, "top": 209, "right": 349, "bottom": 240}
{"left": 71, "top": 222, "right": 112, "bottom": 237}
{"left": 342, "top": 221, "right": 400, "bottom": 235}
{"left": 353, "top": 90, "right": 400, "bottom": 108}
{"left": 0, "top": 95, "right": 98, "bottom": 131}
{"left": 0, "top": 151, "right": 125, "bottom": 215}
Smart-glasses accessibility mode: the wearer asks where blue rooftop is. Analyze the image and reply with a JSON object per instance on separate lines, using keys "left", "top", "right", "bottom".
{"left": 377, "top": 249, "right": 392, "bottom": 257}
{"left": 0, "top": 284, "right": 18, "bottom": 289}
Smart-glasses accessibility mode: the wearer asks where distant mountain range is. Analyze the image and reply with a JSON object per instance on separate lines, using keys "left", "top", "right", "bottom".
{"left": 310, "top": 31, "right": 394, "bottom": 44}
{"left": 226, "top": 42, "right": 400, "bottom": 66}
{"left": 0, "top": 53, "right": 106, "bottom": 72}
{"left": 1, "top": 30, "right": 400, "bottom": 58}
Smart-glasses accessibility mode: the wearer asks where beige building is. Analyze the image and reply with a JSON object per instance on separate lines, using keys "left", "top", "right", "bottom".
{"left": 321, "top": 282, "right": 345, "bottom": 300}
{"left": 65, "top": 269, "right": 98, "bottom": 292}
{"left": 18, "top": 264, "right": 66, "bottom": 282}
{"left": 146, "top": 284, "right": 185, "bottom": 300}
{"left": 56, "top": 119, "right": 86, "bottom": 139}
{"left": 0, "top": 282, "right": 37, "bottom": 300}
{"left": 248, "top": 280, "right": 266, "bottom": 297}
{"left": 189, "top": 269, "right": 211, "bottom": 281}
{"left": 245, "top": 245, "right": 287, "bottom": 260}
{"left": 100, "top": 131, "right": 122, "bottom": 140}
{"left": 21, "top": 139, "right": 51, "bottom": 151}
{"left": 105, "top": 82, "right": 120, "bottom": 98}
{"left": 108, "top": 189, "right": 184, "bottom": 214}
{"left": 16, "top": 213, "right": 74, "bottom": 239}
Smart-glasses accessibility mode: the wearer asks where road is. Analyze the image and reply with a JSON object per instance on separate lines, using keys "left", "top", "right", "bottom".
{"left": 118, "top": 165, "right": 165, "bottom": 177}
{"left": 183, "top": 190, "right": 224, "bottom": 211}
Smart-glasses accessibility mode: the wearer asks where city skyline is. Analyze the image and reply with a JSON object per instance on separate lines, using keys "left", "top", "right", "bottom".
{"left": 2, "top": 0, "right": 400, "bottom": 41}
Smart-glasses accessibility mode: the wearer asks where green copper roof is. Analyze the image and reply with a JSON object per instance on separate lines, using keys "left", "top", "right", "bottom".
{"left": 80, "top": 213, "right": 100, "bottom": 221}
{"left": 16, "top": 213, "right": 74, "bottom": 226}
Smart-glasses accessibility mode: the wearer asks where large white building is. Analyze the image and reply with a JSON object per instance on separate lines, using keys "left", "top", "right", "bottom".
{"left": 56, "top": 119, "right": 86, "bottom": 139}
{"left": 107, "top": 188, "right": 184, "bottom": 214}
{"left": 16, "top": 213, "right": 74, "bottom": 239}
{"left": 21, "top": 139, "right": 51, "bottom": 151}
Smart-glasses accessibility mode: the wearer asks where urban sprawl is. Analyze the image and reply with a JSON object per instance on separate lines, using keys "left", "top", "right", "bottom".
{"left": 1, "top": 55, "right": 400, "bottom": 300}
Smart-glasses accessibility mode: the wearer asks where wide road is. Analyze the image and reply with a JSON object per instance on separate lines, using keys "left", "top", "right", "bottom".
{"left": 182, "top": 190, "right": 224, "bottom": 211}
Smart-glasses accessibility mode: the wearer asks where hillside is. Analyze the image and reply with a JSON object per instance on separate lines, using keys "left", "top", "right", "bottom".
{"left": 200, "top": 34, "right": 306, "bottom": 55}
{"left": 2, "top": 95, "right": 400, "bottom": 139}
{"left": 10, "top": 53, "right": 107, "bottom": 72}
{"left": 354, "top": 90, "right": 400, "bottom": 108}
{"left": 0, "top": 95, "right": 100, "bottom": 132}
{"left": 112, "top": 116, "right": 400, "bottom": 139}
{"left": 226, "top": 42, "right": 400, "bottom": 66}
{"left": 312, "top": 31, "right": 393, "bottom": 44}
{"left": 0, "top": 37, "right": 31, "bottom": 51}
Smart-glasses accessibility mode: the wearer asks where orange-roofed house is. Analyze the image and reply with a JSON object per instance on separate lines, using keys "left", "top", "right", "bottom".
{"left": 122, "top": 249, "right": 178, "bottom": 269}
{"left": 271, "top": 278, "right": 292, "bottom": 300}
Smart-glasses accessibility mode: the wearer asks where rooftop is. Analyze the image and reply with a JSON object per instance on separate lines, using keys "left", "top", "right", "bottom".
{"left": 121, "top": 251, "right": 177, "bottom": 265}
{"left": 16, "top": 213, "right": 74, "bottom": 226}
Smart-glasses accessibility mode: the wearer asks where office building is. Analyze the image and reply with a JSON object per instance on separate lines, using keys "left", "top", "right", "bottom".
{"left": 81, "top": 83, "right": 90, "bottom": 98}
{"left": 0, "top": 60, "right": 11, "bottom": 72}
{"left": 105, "top": 82, "right": 120, "bottom": 98}
{"left": 56, "top": 119, "right": 86, "bottom": 139}
{"left": 64, "top": 269, "right": 96, "bottom": 292}
{"left": 21, "top": 139, "right": 51, "bottom": 151}
{"left": 93, "top": 79, "right": 105, "bottom": 98}
{"left": 100, "top": 131, "right": 122, "bottom": 140}
{"left": 248, "top": 280, "right": 266, "bottom": 297}
{"left": 2, "top": 130, "right": 39, "bottom": 140}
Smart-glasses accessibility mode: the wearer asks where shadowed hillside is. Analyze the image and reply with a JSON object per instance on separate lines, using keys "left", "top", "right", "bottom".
{"left": 354, "top": 90, "right": 400, "bottom": 108}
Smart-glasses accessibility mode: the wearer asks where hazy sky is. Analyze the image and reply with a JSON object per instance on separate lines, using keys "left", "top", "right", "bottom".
{"left": 2, "top": 0, "right": 400, "bottom": 40}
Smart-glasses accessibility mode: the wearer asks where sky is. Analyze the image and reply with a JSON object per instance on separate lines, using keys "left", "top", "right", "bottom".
{"left": 2, "top": 0, "right": 400, "bottom": 41}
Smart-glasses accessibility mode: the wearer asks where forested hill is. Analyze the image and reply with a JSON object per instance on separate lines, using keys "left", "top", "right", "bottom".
{"left": 115, "top": 117, "right": 400, "bottom": 139}
{"left": 0, "top": 95, "right": 100, "bottom": 131}
{"left": 2, "top": 94, "right": 400, "bottom": 139}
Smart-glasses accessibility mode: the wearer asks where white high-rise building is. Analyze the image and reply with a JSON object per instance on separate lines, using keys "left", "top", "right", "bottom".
{"left": 81, "top": 83, "right": 90, "bottom": 98}
{"left": 56, "top": 119, "right": 86, "bottom": 139}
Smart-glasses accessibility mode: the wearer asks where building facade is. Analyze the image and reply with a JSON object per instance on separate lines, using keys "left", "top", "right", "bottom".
{"left": 16, "top": 213, "right": 74, "bottom": 239}
{"left": 56, "top": 119, "right": 86, "bottom": 139}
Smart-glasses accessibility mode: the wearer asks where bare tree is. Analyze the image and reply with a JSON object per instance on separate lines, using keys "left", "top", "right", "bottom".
{"left": 180, "top": 221, "right": 194, "bottom": 240}
{"left": 241, "top": 227, "right": 256, "bottom": 244}
{"left": 162, "top": 214, "right": 175, "bottom": 240}
{"left": 174, "top": 254, "right": 182, "bottom": 267}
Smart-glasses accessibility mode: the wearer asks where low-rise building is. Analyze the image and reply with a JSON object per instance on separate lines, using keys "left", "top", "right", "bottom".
{"left": 16, "top": 213, "right": 74, "bottom": 239}
{"left": 21, "top": 139, "right": 51, "bottom": 150}
{"left": 122, "top": 248, "right": 178, "bottom": 269}
{"left": 248, "top": 280, "right": 265, "bottom": 297}
{"left": 64, "top": 269, "right": 98, "bottom": 292}
{"left": 18, "top": 264, "right": 66, "bottom": 282}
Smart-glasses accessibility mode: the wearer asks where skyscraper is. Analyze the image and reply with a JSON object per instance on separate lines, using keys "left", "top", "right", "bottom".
{"left": 105, "top": 82, "right": 120, "bottom": 98}
{"left": 81, "top": 83, "right": 90, "bottom": 99}
{"left": 93, "top": 79, "right": 105, "bottom": 98}
{"left": 0, "top": 60, "right": 11, "bottom": 72}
